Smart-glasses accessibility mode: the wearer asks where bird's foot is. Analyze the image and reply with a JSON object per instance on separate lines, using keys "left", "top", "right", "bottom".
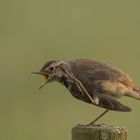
{"left": 77, "top": 123, "right": 108, "bottom": 128}
{"left": 86, "top": 122, "right": 106, "bottom": 127}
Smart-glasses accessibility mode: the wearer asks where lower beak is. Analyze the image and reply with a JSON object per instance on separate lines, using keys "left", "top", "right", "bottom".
{"left": 38, "top": 80, "right": 48, "bottom": 90}
{"left": 32, "top": 71, "right": 50, "bottom": 90}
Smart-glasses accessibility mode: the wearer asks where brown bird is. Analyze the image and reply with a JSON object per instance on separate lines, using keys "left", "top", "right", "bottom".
{"left": 33, "top": 59, "right": 140, "bottom": 125}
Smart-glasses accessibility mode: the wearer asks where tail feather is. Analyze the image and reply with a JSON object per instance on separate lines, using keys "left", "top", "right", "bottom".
{"left": 98, "top": 95, "right": 131, "bottom": 112}
{"left": 125, "top": 87, "right": 140, "bottom": 100}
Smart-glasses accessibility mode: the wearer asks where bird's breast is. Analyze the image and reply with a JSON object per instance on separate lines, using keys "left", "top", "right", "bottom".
{"left": 67, "top": 82, "right": 84, "bottom": 99}
{"left": 64, "top": 81, "right": 92, "bottom": 103}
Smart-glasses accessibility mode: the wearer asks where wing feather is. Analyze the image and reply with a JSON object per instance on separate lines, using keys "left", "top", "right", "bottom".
{"left": 68, "top": 59, "right": 132, "bottom": 111}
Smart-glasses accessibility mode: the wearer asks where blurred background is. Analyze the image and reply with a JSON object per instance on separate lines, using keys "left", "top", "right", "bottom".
{"left": 0, "top": 0, "right": 140, "bottom": 139}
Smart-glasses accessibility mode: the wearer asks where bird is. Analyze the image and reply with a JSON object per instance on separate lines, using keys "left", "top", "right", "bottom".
{"left": 33, "top": 59, "right": 140, "bottom": 125}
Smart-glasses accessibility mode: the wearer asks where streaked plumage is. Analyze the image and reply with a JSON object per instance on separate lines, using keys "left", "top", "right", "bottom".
{"left": 33, "top": 59, "right": 140, "bottom": 124}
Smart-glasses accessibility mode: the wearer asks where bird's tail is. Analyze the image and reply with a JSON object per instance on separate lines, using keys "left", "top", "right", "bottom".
{"left": 125, "top": 87, "right": 140, "bottom": 100}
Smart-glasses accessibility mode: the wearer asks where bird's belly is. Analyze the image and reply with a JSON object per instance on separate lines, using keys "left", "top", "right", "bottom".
{"left": 67, "top": 83, "right": 91, "bottom": 103}
{"left": 67, "top": 84, "right": 82, "bottom": 98}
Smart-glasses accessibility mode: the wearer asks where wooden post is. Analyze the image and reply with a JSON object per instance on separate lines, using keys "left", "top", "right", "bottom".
{"left": 72, "top": 124, "right": 127, "bottom": 140}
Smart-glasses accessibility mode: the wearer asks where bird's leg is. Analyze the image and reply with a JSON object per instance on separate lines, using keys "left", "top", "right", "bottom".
{"left": 61, "top": 66, "right": 97, "bottom": 104}
{"left": 87, "top": 109, "right": 109, "bottom": 126}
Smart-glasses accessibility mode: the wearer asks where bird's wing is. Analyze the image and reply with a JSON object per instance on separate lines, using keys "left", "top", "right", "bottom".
{"left": 68, "top": 60, "right": 133, "bottom": 111}
{"left": 75, "top": 71, "right": 131, "bottom": 111}
{"left": 69, "top": 59, "right": 134, "bottom": 95}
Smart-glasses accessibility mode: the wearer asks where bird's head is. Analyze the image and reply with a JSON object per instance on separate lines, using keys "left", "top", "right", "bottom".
{"left": 32, "top": 60, "right": 67, "bottom": 89}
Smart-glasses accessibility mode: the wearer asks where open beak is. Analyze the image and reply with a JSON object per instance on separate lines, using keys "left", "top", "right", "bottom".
{"left": 32, "top": 71, "right": 50, "bottom": 90}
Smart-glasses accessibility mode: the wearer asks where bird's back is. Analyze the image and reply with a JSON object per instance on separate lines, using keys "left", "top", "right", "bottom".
{"left": 68, "top": 59, "right": 133, "bottom": 85}
{"left": 66, "top": 59, "right": 140, "bottom": 112}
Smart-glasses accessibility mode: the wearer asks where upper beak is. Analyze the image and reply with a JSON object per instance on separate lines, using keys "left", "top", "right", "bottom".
{"left": 32, "top": 71, "right": 45, "bottom": 75}
{"left": 32, "top": 71, "right": 50, "bottom": 90}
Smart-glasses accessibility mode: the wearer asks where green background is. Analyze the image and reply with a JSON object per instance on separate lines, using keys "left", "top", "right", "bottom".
{"left": 1, "top": 0, "right": 140, "bottom": 139}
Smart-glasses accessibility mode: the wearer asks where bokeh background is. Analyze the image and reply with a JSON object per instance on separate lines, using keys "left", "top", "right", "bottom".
{"left": 1, "top": 0, "right": 140, "bottom": 140}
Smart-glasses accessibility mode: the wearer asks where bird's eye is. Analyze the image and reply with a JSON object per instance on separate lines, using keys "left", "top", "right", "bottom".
{"left": 50, "top": 65, "right": 55, "bottom": 71}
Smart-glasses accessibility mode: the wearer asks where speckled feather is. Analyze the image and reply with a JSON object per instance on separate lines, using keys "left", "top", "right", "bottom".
{"left": 39, "top": 59, "right": 140, "bottom": 112}
{"left": 65, "top": 59, "right": 140, "bottom": 111}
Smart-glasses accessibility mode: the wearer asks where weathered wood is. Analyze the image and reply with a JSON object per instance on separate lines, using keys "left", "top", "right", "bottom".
{"left": 72, "top": 124, "right": 127, "bottom": 140}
